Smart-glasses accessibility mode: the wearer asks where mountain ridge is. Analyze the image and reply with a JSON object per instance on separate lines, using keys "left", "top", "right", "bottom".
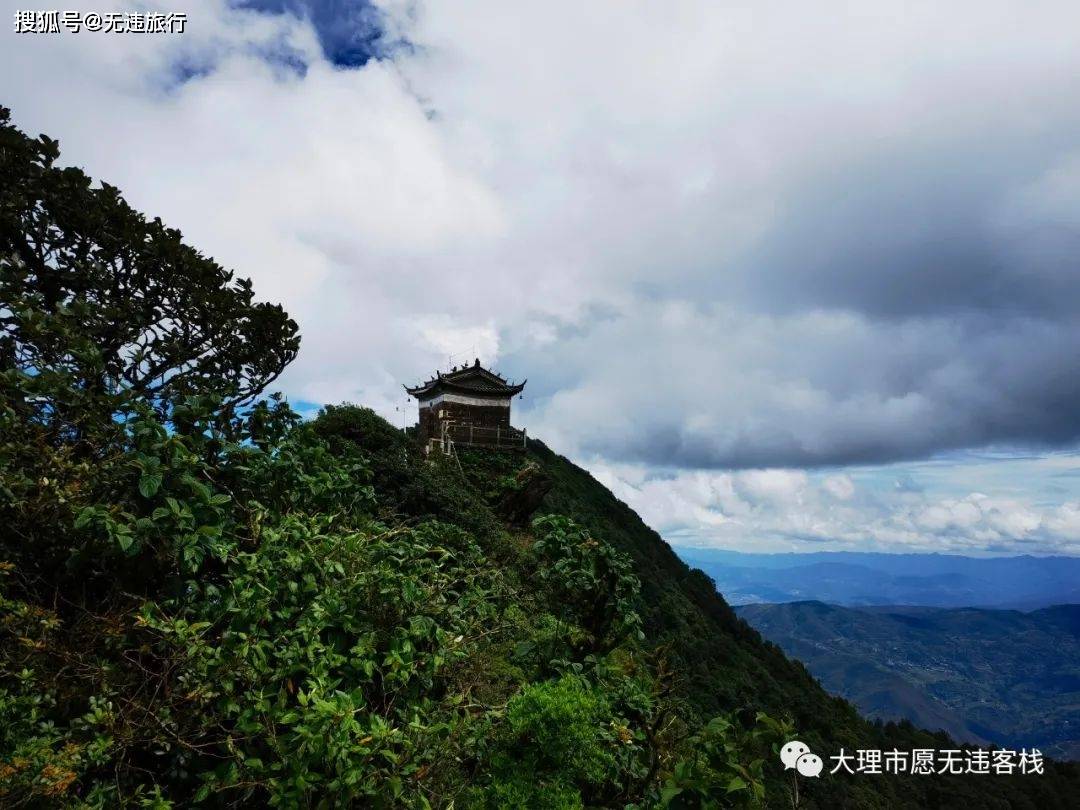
{"left": 737, "top": 600, "right": 1080, "bottom": 761}
{"left": 677, "top": 548, "right": 1080, "bottom": 609}
{"left": 490, "top": 441, "right": 1080, "bottom": 805}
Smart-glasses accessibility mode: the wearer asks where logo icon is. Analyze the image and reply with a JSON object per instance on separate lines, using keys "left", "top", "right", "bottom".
{"left": 796, "top": 752, "right": 823, "bottom": 777}
{"left": 780, "top": 740, "right": 823, "bottom": 777}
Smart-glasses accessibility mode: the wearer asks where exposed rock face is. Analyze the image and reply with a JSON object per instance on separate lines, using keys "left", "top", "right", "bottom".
{"left": 497, "top": 462, "right": 553, "bottom": 526}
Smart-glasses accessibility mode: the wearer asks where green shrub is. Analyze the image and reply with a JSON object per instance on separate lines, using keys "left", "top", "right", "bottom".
{"left": 506, "top": 675, "right": 615, "bottom": 785}
{"left": 659, "top": 713, "right": 793, "bottom": 809}
{"left": 472, "top": 675, "right": 614, "bottom": 808}
{"left": 139, "top": 517, "right": 504, "bottom": 806}
{"left": 530, "top": 515, "right": 644, "bottom": 657}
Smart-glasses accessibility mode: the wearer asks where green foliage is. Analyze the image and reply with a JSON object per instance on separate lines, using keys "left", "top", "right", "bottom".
{"left": 531, "top": 515, "right": 644, "bottom": 658}
{"left": 507, "top": 676, "right": 615, "bottom": 786}
{"left": 660, "top": 714, "right": 792, "bottom": 809}
{"left": 0, "top": 105, "right": 299, "bottom": 415}
{"left": 475, "top": 675, "right": 614, "bottom": 807}
{"left": 0, "top": 389, "right": 384, "bottom": 804}
{"left": 526, "top": 440, "right": 1080, "bottom": 809}
{"left": 0, "top": 213, "right": 671, "bottom": 806}
{"left": 139, "top": 518, "right": 504, "bottom": 806}
{"left": 311, "top": 404, "right": 503, "bottom": 541}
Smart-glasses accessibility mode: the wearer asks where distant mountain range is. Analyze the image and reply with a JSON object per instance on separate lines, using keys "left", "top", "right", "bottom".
{"left": 737, "top": 601, "right": 1080, "bottom": 760}
{"left": 675, "top": 548, "right": 1080, "bottom": 609}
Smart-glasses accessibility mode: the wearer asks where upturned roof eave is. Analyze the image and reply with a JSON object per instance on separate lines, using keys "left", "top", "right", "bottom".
{"left": 404, "top": 378, "right": 526, "bottom": 399}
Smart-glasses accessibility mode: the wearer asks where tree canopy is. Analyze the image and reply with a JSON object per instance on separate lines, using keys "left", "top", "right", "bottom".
{"left": 0, "top": 106, "right": 299, "bottom": 420}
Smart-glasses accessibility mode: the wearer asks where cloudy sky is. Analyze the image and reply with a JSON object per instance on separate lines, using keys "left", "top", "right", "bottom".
{"left": 5, "top": 0, "right": 1080, "bottom": 554}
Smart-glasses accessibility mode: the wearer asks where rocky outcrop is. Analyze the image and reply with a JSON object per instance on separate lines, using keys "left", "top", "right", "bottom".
{"left": 497, "top": 462, "right": 553, "bottom": 526}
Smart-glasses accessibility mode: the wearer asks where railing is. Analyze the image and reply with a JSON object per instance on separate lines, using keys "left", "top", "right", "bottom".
{"left": 443, "top": 423, "right": 527, "bottom": 450}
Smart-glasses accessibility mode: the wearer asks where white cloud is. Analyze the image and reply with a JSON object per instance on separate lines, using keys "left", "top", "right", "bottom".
{"left": 823, "top": 475, "right": 856, "bottom": 501}
{"left": 589, "top": 455, "right": 1080, "bottom": 554}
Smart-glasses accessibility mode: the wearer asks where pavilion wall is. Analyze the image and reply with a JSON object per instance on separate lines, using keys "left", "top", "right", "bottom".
{"left": 417, "top": 395, "right": 512, "bottom": 441}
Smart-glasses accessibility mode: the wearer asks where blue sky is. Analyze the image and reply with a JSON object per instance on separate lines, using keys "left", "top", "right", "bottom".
{"left": 237, "top": 1, "right": 392, "bottom": 67}
{"left": 4, "top": 0, "right": 1080, "bottom": 554}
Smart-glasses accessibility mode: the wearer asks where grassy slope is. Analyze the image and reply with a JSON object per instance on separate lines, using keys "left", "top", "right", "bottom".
{"left": 518, "top": 439, "right": 1080, "bottom": 809}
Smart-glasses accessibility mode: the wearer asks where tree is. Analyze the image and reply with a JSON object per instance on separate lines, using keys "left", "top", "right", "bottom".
{"left": 0, "top": 106, "right": 299, "bottom": 420}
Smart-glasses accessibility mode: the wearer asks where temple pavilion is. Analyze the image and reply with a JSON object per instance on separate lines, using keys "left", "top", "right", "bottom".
{"left": 405, "top": 359, "right": 527, "bottom": 452}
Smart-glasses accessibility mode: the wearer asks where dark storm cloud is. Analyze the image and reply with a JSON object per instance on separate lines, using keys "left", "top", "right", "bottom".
{"left": 516, "top": 83, "right": 1080, "bottom": 469}
{"left": 520, "top": 288, "right": 1080, "bottom": 470}
{"left": 736, "top": 135, "right": 1080, "bottom": 321}
{"left": 576, "top": 312, "right": 1080, "bottom": 470}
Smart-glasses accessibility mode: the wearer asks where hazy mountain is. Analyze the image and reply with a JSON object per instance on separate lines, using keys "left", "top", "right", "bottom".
{"left": 676, "top": 548, "right": 1080, "bottom": 609}
{"left": 737, "top": 601, "right": 1080, "bottom": 760}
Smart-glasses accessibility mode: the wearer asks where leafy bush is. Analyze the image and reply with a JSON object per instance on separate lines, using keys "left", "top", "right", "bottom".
{"left": 311, "top": 404, "right": 503, "bottom": 541}
{"left": 473, "top": 674, "right": 613, "bottom": 807}
{"left": 530, "top": 515, "right": 644, "bottom": 657}
{"left": 140, "top": 518, "right": 504, "bottom": 805}
{"left": 659, "top": 714, "right": 793, "bottom": 809}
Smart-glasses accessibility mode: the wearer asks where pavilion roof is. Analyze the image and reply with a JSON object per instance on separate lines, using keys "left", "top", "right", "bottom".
{"left": 404, "top": 358, "right": 526, "bottom": 399}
